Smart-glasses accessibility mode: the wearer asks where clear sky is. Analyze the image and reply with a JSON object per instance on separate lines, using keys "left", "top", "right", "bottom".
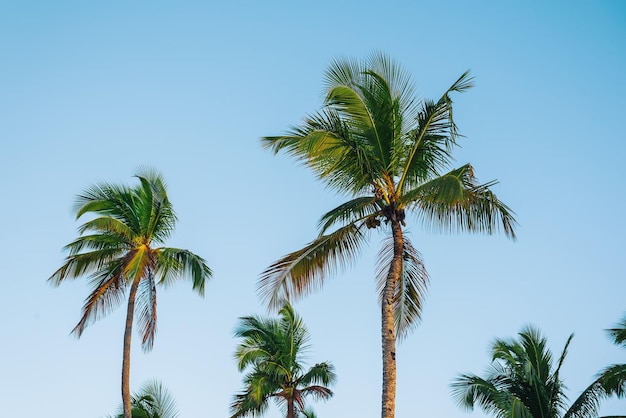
{"left": 1, "top": 1, "right": 625, "bottom": 417}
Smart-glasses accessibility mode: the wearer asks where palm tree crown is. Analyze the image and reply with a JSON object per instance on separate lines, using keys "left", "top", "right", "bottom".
{"left": 107, "top": 380, "right": 180, "bottom": 418}
{"left": 231, "top": 302, "right": 336, "bottom": 418}
{"left": 260, "top": 52, "right": 516, "bottom": 418}
{"left": 49, "top": 168, "right": 212, "bottom": 418}
{"left": 452, "top": 325, "right": 625, "bottom": 418}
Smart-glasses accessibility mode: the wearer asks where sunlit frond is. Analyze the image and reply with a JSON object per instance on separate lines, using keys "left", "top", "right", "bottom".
{"left": 258, "top": 223, "right": 368, "bottom": 310}
{"left": 71, "top": 263, "right": 127, "bottom": 337}
{"left": 376, "top": 236, "right": 429, "bottom": 339}
{"left": 406, "top": 164, "right": 517, "bottom": 240}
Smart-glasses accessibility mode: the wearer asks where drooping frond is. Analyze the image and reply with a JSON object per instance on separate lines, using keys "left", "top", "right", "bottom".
{"left": 136, "top": 272, "right": 158, "bottom": 352}
{"left": 406, "top": 164, "right": 517, "bottom": 240}
{"left": 258, "top": 223, "right": 368, "bottom": 310}
{"left": 376, "top": 236, "right": 429, "bottom": 340}
{"left": 48, "top": 246, "right": 126, "bottom": 285}
{"left": 71, "top": 262, "right": 127, "bottom": 336}
{"left": 299, "top": 361, "right": 337, "bottom": 389}
{"left": 154, "top": 248, "right": 212, "bottom": 296}
{"left": 598, "top": 364, "right": 626, "bottom": 398}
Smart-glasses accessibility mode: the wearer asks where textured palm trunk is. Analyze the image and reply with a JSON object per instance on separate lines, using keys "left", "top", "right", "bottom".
{"left": 286, "top": 397, "right": 295, "bottom": 418}
{"left": 381, "top": 220, "right": 403, "bottom": 418}
{"left": 122, "top": 277, "right": 141, "bottom": 418}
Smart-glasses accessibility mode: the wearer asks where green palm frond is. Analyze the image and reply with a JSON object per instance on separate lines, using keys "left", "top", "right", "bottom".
{"left": 396, "top": 70, "right": 473, "bottom": 191}
{"left": 299, "top": 362, "right": 337, "bottom": 388}
{"left": 607, "top": 315, "right": 626, "bottom": 347}
{"left": 136, "top": 273, "right": 158, "bottom": 351}
{"left": 72, "top": 263, "right": 127, "bottom": 336}
{"left": 406, "top": 164, "right": 517, "bottom": 239}
{"left": 376, "top": 236, "right": 429, "bottom": 340}
{"left": 63, "top": 232, "right": 128, "bottom": 256}
{"left": 317, "top": 196, "right": 381, "bottom": 235}
{"left": 258, "top": 223, "right": 368, "bottom": 310}
{"left": 154, "top": 248, "right": 212, "bottom": 295}
{"left": 49, "top": 247, "right": 125, "bottom": 285}
{"left": 598, "top": 364, "right": 626, "bottom": 398}
{"left": 76, "top": 217, "right": 135, "bottom": 242}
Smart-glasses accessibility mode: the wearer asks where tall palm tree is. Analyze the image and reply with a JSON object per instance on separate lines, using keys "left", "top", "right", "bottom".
{"left": 107, "top": 380, "right": 180, "bottom": 418}
{"left": 451, "top": 325, "right": 626, "bottom": 418}
{"left": 259, "top": 52, "right": 517, "bottom": 418}
{"left": 49, "top": 169, "right": 212, "bottom": 418}
{"left": 231, "top": 302, "right": 336, "bottom": 418}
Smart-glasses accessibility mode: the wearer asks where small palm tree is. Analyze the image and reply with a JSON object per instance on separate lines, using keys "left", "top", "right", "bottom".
{"left": 107, "top": 380, "right": 180, "bottom": 418}
{"left": 49, "top": 168, "right": 212, "bottom": 418}
{"left": 260, "top": 52, "right": 516, "bottom": 418}
{"left": 231, "top": 302, "right": 336, "bottom": 418}
{"left": 451, "top": 325, "right": 625, "bottom": 418}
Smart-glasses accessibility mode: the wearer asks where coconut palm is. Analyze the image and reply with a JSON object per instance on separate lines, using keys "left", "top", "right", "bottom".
{"left": 107, "top": 380, "right": 180, "bottom": 418}
{"left": 259, "top": 52, "right": 517, "bottom": 418}
{"left": 49, "top": 168, "right": 212, "bottom": 418}
{"left": 231, "top": 302, "right": 336, "bottom": 418}
{"left": 451, "top": 325, "right": 626, "bottom": 418}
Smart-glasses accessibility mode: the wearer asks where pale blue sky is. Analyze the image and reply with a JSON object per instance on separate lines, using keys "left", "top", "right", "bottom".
{"left": 1, "top": 1, "right": 626, "bottom": 417}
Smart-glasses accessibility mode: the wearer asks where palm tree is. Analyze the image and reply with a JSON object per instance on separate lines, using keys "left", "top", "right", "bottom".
{"left": 231, "top": 302, "right": 336, "bottom": 418}
{"left": 49, "top": 168, "right": 212, "bottom": 418}
{"left": 451, "top": 325, "right": 626, "bottom": 418}
{"left": 259, "top": 52, "right": 517, "bottom": 418}
{"left": 107, "top": 380, "right": 180, "bottom": 418}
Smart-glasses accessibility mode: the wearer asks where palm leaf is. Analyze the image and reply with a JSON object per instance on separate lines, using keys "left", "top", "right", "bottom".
{"left": 258, "top": 223, "right": 368, "bottom": 310}
{"left": 136, "top": 272, "right": 158, "bottom": 351}
{"left": 376, "top": 236, "right": 429, "bottom": 339}
{"left": 154, "top": 248, "right": 212, "bottom": 295}
{"left": 316, "top": 195, "right": 381, "bottom": 235}
{"left": 405, "top": 164, "right": 517, "bottom": 239}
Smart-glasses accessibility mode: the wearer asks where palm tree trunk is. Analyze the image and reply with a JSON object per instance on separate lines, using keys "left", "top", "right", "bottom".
{"left": 287, "top": 397, "right": 295, "bottom": 418}
{"left": 122, "top": 277, "right": 141, "bottom": 418}
{"left": 381, "top": 220, "right": 403, "bottom": 418}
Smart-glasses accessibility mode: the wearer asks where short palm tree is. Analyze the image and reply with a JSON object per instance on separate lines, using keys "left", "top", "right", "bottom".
{"left": 107, "top": 379, "right": 180, "bottom": 418}
{"left": 231, "top": 302, "right": 336, "bottom": 418}
{"left": 49, "top": 169, "right": 212, "bottom": 418}
{"left": 260, "top": 52, "right": 517, "bottom": 418}
{"left": 451, "top": 325, "right": 626, "bottom": 418}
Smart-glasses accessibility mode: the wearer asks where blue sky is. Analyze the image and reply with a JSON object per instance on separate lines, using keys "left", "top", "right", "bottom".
{"left": 1, "top": 1, "right": 625, "bottom": 417}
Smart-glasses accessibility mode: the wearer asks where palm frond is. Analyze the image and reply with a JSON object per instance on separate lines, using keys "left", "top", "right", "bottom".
{"left": 48, "top": 247, "right": 125, "bottom": 285}
{"left": 258, "top": 223, "right": 368, "bottom": 310}
{"left": 71, "top": 263, "right": 127, "bottom": 336}
{"left": 154, "top": 247, "right": 212, "bottom": 296}
{"left": 316, "top": 195, "right": 382, "bottom": 235}
{"left": 299, "top": 362, "right": 337, "bottom": 388}
{"left": 406, "top": 164, "right": 517, "bottom": 240}
{"left": 397, "top": 71, "right": 473, "bottom": 192}
{"left": 376, "top": 236, "right": 429, "bottom": 340}
{"left": 607, "top": 315, "right": 626, "bottom": 347}
{"left": 136, "top": 272, "right": 158, "bottom": 352}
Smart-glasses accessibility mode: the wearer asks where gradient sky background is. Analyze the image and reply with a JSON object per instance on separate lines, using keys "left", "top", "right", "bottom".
{"left": 2, "top": 1, "right": 626, "bottom": 417}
